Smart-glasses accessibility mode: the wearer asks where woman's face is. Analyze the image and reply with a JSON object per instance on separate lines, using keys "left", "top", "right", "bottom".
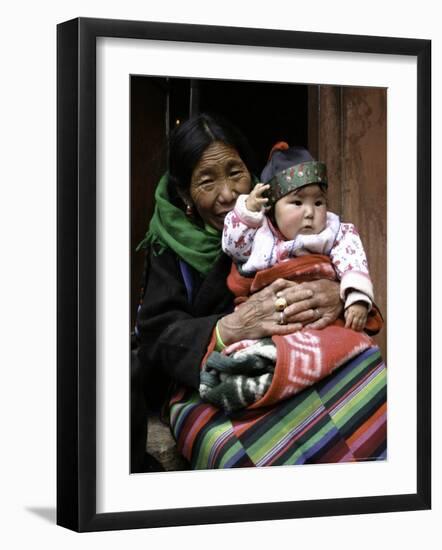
{"left": 188, "top": 141, "right": 252, "bottom": 230}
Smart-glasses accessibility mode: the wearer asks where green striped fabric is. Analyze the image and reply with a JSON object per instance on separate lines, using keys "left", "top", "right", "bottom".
{"left": 169, "top": 346, "right": 386, "bottom": 468}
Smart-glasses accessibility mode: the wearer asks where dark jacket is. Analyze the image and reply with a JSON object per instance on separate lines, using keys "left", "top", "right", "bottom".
{"left": 136, "top": 246, "right": 235, "bottom": 392}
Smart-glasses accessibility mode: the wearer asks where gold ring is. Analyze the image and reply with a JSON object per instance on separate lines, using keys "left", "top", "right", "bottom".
{"left": 275, "top": 294, "right": 288, "bottom": 312}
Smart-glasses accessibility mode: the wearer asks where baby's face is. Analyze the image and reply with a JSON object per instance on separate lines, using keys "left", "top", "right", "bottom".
{"left": 274, "top": 184, "right": 327, "bottom": 240}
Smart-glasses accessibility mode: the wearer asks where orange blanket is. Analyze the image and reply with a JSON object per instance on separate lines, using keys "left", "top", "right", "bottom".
{"left": 225, "top": 255, "right": 383, "bottom": 409}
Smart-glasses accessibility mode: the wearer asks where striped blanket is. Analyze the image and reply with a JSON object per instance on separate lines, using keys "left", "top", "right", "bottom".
{"left": 169, "top": 256, "right": 386, "bottom": 469}
{"left": 170, "top": 346, "right": 386, "bottom": 468}
{"left": 202, "top": 256, "right": 383, "bottom": 411}
{"left": 217, "top": 323, "right": 374, "bottom": 411}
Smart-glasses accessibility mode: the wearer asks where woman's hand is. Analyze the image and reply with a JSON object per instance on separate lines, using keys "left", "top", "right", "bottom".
{"left": 283, "top": 279, "right": 342, "bottom": 330}
{"left": 218, "top": 279, "right": 304, "bottom": 344}
{"left": 217, "top": 278, "right": 342, "bottom": 345}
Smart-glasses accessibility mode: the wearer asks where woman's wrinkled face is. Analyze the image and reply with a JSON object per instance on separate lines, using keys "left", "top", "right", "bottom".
{"left": 188, "top": 141, "right": 252, "bottom": 230}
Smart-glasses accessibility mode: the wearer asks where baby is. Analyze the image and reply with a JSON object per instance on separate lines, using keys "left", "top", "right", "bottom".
{"left": 222, "top": 143, "right": 374, "bottom": 330}
{"left": 199, "top": 144, "right": 376, "bottom": 413}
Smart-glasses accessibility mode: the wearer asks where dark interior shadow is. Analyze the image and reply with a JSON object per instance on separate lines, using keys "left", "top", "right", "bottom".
{"left": 26, "top": 507, "right": 56, "bottom": 524}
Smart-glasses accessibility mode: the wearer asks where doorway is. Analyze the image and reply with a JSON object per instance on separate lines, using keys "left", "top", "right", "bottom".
{"left": 130, "top": 76, "right": 386, "bottom": 357}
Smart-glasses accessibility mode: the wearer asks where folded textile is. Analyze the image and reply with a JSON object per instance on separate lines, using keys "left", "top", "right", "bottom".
{"left": 200, "top": 256, "right": 383, "bottom": 413}
{"left": 173, "top": 346, "right": 387, "bottom": 468}
{"left": 252, "top": 325, "right": 373, "bottom": 409}
{"left": 200, "top": 339, "right": 275, "bottom": 413}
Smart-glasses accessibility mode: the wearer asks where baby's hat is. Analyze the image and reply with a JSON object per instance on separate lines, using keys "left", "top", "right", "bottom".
{"left": 260, "top": 142, "right": 328, "bottom": 205}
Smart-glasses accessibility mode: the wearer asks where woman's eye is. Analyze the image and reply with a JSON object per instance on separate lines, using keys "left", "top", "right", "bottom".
{"left": 230, "top": 170, "right": 242, "bottom": 178}
{"left": 200, "top": 180, "right": 214, "bottom": 188}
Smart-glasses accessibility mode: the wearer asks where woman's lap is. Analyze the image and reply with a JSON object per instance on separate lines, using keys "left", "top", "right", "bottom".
{"left": 169, "top": 346, "right": 386, "bottom": 469}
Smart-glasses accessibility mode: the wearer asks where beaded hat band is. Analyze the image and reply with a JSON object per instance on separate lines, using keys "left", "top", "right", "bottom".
{"left": 266, "top": 161, "right": 328, "bottom": 205}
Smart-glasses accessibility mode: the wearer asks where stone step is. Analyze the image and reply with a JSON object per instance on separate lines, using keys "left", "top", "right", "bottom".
{"left": 146, "top": 415, "right": 189, "bottom": 471}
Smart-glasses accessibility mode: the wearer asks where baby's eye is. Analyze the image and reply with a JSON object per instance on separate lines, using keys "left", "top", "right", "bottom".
{"left": 315, "top": 200, "right": 324, "bottom": 206}
{"left": 293, "top": 200, "right": 303, "bottom": 206}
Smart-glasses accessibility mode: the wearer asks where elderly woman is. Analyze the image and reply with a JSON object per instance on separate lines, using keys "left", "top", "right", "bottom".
{"left": 134, "top": 113, "right": 386, "bottom": 470}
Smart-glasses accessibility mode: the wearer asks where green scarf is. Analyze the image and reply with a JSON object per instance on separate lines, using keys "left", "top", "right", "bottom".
{"left": 137, "top": 174, "right": 222, "bottom": 275}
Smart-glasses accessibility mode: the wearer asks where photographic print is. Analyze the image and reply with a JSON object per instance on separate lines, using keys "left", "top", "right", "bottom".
{"left": 130, "top": 76, "right": 387, "bottom": 474}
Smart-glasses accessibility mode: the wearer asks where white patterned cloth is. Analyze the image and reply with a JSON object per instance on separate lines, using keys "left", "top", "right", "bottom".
{"left": 222, "top": 193, "right": 374, "bottom": 310}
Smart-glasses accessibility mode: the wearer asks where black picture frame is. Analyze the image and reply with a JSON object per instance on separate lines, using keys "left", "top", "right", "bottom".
{"left": 57, "top": 17, "right": 431, "bottom": 532}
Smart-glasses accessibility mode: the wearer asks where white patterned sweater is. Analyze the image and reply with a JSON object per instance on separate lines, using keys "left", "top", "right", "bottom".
{"left": 222, "top": 194, "right": 374, "bottom": 311}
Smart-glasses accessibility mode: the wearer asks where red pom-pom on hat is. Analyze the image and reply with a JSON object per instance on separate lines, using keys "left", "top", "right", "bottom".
{"left": 267, "top": 141, "right": 289, "bottom": 161}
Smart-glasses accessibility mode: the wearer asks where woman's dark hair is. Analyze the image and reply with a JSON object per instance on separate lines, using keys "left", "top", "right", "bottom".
{"left": 167, "top": 113, "right": 256, "bottom": 206}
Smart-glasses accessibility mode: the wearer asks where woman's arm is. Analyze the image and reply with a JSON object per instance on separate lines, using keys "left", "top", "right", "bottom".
{"left": 218, "top": 278, "right": 343, "bottom": 344}
{"left": 138, "top": 249, "right": 342, "bottom": 385}
{"left": 136, "top": 248, "right": 232, "bottom": 390}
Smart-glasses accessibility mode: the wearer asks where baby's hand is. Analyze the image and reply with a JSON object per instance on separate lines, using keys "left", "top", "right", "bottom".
{"left": 344, "top": 302, "right": 368, "bottom": 331}
{"left": 246, "top": 183, "right": 270, "bottom": 212}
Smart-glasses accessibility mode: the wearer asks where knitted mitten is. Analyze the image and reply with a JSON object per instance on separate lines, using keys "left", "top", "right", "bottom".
{"left": 199, "top": 371, "right": 273, "bottom": 413}
{"left": 199, "top": 338, "right": 276, "bottom": 413}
